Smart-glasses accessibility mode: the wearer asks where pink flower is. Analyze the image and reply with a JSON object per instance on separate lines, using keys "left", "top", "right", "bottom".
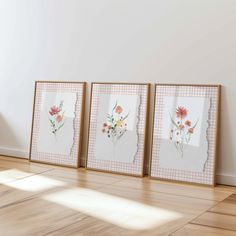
{"left": 188, "top": 128, "right": 194, "bottom": 134}
{"left": 176, "top": 106, "right": 188, "bottom": 119}
{"left": 56, "top": 115, "right": 63, "bottom": 123}
{"left": 185, "top": 120, "right": 191, "bottom": 126}
{"left": 49, "top": 106, "right": 60, "bottom": 116}
{"left": 115, "top": 105, "right": 123, "bottom": 114}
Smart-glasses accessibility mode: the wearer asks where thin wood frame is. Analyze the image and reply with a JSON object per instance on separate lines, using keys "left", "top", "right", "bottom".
{"left": 29, "top": 81, "right": 86, "bottom": 168}
{"left": 150, "top": 83, "right": 221, "bottom": 187}
{"left": 86, "top": 82, "right": 150, "bottom": 177}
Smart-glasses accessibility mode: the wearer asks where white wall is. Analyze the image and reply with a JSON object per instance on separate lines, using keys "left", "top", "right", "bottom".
{"left": 0, "top": 0, "right": 235, "bottom": 185}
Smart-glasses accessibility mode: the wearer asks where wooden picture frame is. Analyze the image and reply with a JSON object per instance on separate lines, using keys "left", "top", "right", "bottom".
{"left": 29, "top": 81, "right": 86, "bottom": 168}
{"left": 86, "top": 82, "right": 150, "bottom": 176}
{"left": 150, "top": 84, "right": 221, "bottom": 186}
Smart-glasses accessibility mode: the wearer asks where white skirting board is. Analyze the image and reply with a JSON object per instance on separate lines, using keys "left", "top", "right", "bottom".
{"left": 0, "top": 146, "right": 235, "bottom": 186}
{"left": 0, "top": 146, "right": 28, "bottom": 159}
{"left": 216, "top": 173, "right": 236, "bottom": 186}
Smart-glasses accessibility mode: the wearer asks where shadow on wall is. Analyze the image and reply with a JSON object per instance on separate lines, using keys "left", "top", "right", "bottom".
{"left": 217, "top": 86, "right": 235, "bottom": 176}
{"left": 0, "top": 113, "right": 22, "bottom": 155}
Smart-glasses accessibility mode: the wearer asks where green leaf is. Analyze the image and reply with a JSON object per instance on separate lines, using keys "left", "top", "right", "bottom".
{"left": 169, "top": 113, "right": 179, "bottom": 128}
{"left": 192, "top": 119, "right": 199, "bottom": 129}
{"left": 122, "top": 112, "right": 129, "bottom": 121}
{"left": 112, "top": 101, "right": 118, "bottom": 111}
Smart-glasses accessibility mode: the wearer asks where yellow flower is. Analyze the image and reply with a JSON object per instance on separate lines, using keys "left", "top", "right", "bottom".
{"left": 116, "top": 120, "right": 124, "bottom": 127}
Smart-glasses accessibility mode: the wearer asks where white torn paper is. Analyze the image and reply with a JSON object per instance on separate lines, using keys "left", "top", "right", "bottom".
{"left": 159, "top": 96, "right": 211, "bottom": 172}
{"left": 37, "top": 91, "right": 77, "bottom": 156}
{"left": 94, "top": 94, "right": 140, "bottom": 163}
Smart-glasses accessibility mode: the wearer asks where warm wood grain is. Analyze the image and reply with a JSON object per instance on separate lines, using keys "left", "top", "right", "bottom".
{"left": 191, "top": 212, "right": 236, "bottom": 231}
{"left": 42, "top": 168, "right": 127, "bottom": 185}
{"left": 0, "top": 157, "right": 53, "bottom": 179}
{"left": 98, "top": 184, "right": 216, "bottom": 215}
{"left": 209, "top": 194, "right": 236, "bottom": 216}
{"left": 172, "top": 224, "right": 236, "bottom": 236}
{"left": 112, "top": 177, "right": 232, "bottom": 201}
{"left": 215, "top": 185, "right": 236, "bottom": 193}
{"left": 0, "top": 156, "right": 235, "bottom": 236}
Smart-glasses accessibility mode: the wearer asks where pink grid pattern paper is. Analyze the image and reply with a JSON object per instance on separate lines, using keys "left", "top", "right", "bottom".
{"left": 87, "top": 83, "right": 149, "bottom": 176}
{"left": 151, "top": 85, "right": 219, "bottom": 185}
{"left": 30, "top": 82, "right": 84, "bottom": 167}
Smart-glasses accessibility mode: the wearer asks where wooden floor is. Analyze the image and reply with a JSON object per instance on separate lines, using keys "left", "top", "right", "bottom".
{"left": 0, "top": 156, "right": 236, "bottom": 236}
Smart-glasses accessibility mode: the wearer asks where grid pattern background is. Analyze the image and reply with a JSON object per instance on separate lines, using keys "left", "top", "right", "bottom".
{"left": 151, "top": 85, "right": 219, "bottom": 185}
{"left": 30, "top": 82, "right": 84, "bottom": 167}
{"left": 87, "top": 83, "right": 149, "bottom": 176}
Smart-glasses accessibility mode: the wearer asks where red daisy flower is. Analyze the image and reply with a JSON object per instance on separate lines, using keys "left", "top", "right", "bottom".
{"left": 176, "top": 106, "right": 187, "bottom": 119}
{"left": 49, "top": 106, "right": 60, "bottom": 116}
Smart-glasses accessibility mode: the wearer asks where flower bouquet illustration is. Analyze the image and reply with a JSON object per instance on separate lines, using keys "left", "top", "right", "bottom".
{"left": 102, "top": 101, "right": 129, "bottom": 146}
{"left": 48, "top": 100, "right": 66, "bottom": 139}
{"left": 169, "top": 106, "right": 198, "bottom": 158}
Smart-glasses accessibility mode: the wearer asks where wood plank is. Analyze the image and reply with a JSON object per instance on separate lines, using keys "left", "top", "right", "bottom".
{"left": 0, "top": 156, "right": 28, "bottom": 163}
{"left": 97, "top": 184, "right": 216, "bottom": 215}
{"left": 191, "top": 211, "right": 236, "bottom": 231}
{"left": 0, "top": 157, "right": 235, "bottom": 236}
{"left": 42, "top": 168, "right": 127, "bottom": 185}
{"left": 0, "top": 182, "right": 189, "bottom": 236}
{"left": 216, "top": 185, "right": 236, "bottom": 194}
{"left": 0, "top": 158, "right": 53, "bottom": 183}
{"left": 0, "top": 174, "right": 214, "bottom": 236}
{"left": 172, "top": 224, "right": 236, "bottom": 236}
{"left": 42, "top": 187, "right": 191, "bottom": 236}
{"left": 225, "top": 194, "right": 236, "bottom": 203}
{"left": 113, "top": 177, "right": 232, "bottom": 201}
{"left": 209, "top": 194, "right": 236, "bottom": 216}
{"left": 0, "top": 196, "right": 87, "bottom": 236}
{"left": 46, "top": 216, "right": 185, "bottom": 236}
{"left": 0, "top": 172, "right": 105, "bottom": 209}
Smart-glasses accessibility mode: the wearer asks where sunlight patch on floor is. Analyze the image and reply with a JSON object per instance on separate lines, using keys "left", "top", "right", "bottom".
{"left": 43, "top": 188, "right": 182, "bottom": 230}
{"left": 1, "top": 171, "right": 65, "bottom": 192}
{"left": 0, "top": 169, "right": 33, "bottom": 183}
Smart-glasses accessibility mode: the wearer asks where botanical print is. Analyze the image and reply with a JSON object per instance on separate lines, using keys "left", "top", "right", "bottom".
{"left": 102, "top": 102, "right": 128, "bottom": 146}
{"left": 169, "top": 106, "right": 199, "bottom": 158}
{"left": 48, "top": 100, "right": 66, "bottom": 139}
{"left": 94, "top": 94, "right": 141, "bottom": 163}
{"left": 37, "top": 92, "right": 77, "bottom": 156}
{"left": 159, "top": 96, "right": 211, "bottom": 172}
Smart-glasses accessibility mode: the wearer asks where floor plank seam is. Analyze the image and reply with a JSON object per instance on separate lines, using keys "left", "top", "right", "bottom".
{"left": 0, "top": 195, "right": 37, "bottom": 210}
{"left": 140, "top": 188, "right": 222, "bottom": 202}
{"left": 96, "top": 178, "right": 131, "bottom": 191}
{"left": 206, "top": 210, "right": 236, "bottom": 217}
{"left": 168, "top": 221, "right": 191, "bottom": 236}
{"left": 162, "top": 196, "right": 226, "bottom": 235}
{"left": 169, "top": 196, "right": 230, "bottom": 235}
{"left": 0, "top": 168, "right": 56, "bottom": 185}
{"left": 42, "top": 213, "right": 84, "bottom": 236}
{"left": 189, "top": 222, "right": 236, "bottom": 232}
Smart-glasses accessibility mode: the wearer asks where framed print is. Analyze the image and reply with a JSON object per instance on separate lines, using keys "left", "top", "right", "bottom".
{"left": 150, "top": 84, "right": 221, "bottom": 186}
{"left": 86, "top": 82, "right": 150, "bottom": 176}
{"left": 29, "top": 81, "right": 86, "bottom": 168}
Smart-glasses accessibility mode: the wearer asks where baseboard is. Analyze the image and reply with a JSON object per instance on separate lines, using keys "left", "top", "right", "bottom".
{"left": 0, "top": 147, "right": 235, "bottom": 186}
{"left": 216, "top": 173, "right": 236, "bottom": 186}
{"left": 0, "top": 146, "right": 28, "bottom": 159}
